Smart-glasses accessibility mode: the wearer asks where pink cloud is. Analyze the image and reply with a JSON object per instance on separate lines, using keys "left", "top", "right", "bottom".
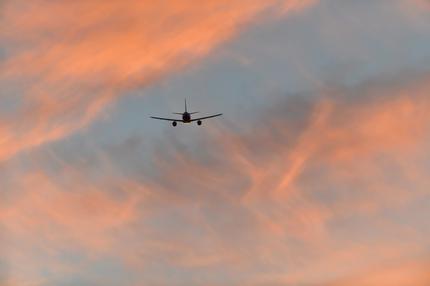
{"left": 0, "top": 0, "right": 317, "bottom": 162}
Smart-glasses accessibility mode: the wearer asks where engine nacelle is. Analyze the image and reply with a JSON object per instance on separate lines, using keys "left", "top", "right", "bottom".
{"left": 197, "top": 120, "right": 202, "bottom": 126}
{"left": 172, "top": 121, "right": 177, "bottom": 127}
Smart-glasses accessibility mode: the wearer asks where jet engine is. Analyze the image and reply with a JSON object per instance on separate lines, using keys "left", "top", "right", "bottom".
{"left": 172, "top": 121, "right": 177, "bottom": 127}
{"left": 197, "top": 120, "right": 202, "bottom": 126}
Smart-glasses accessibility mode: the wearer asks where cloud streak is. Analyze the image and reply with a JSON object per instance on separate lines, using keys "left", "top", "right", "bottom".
{"left": 2, "top": 72, "right": 430, "bottom": 285}
{"left": 0, "top": 0, "right": 317, "bottom": 162}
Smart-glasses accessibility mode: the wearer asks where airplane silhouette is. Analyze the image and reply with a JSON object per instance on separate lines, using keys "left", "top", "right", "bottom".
{"left": 150, "top": 99, "right": 222, "bottom": 126}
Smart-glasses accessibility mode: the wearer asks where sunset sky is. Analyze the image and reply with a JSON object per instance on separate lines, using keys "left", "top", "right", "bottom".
{"left": 1, "top": 1, "right": 430, "bottom": 285}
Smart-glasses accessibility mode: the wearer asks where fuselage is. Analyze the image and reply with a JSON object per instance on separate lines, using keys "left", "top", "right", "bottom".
{"left": 149, "top": 100, "right": 218, "bottom": 126}
{"left": 182, "top": 112, "right": 191, "bottom": 123}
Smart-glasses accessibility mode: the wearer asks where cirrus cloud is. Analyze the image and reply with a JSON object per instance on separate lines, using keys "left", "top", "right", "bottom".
{"left": 2, "top": 72, "right": 430, "bottom": 285}
{"left": 0, "top": 0, "right": 317, "bottom": 162}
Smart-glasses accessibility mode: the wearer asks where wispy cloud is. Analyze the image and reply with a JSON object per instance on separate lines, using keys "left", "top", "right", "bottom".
{"left": 2, "top": 72, "right": 429, "bottom": 285}
{"left": 0, "top": 0, "right": 317, "bottom": 162}
{"left": 322, "top": 258, "right": 430, "bottom": 286}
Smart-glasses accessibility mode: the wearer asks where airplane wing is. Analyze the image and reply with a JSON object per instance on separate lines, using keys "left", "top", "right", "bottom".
{"left": 190, "top": 113, "right": 222, "bottom": 121}
{"left": 150, "top": 116, "right": 180, "bottom": 122}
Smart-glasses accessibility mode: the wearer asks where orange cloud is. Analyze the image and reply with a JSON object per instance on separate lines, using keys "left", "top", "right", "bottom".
{"left": 412, "top": 0, "right": 430, "bottom": 9}
{"left": 1, "top": 170, "right": 145, "bottom": 286}
{"left": 2, "top": 73, "right": 430, "bottom": 285}
{"left": 398, "top": 0, "right": 430, "bottom": 20}
{"left": 323, "top": 258, "right": 430, "bottom": 286}
{"left": 2, "top": 171, "right": 142, "bottom": 251}
{"left": 110, "top": 73, "right": 429, "bottom": 285}
{"left": 204, "top": 75, "right": 430, "bottom": 283}
{"left": 0, "top": 0, "right": 317, "bottom": 162}
{"left": 281, "top": 0, "right": 318, "bottom": 13}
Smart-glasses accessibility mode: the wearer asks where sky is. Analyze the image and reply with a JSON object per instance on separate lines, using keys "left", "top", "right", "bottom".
{"left": 1, "top": 0, "right": 430, "bottom": 285}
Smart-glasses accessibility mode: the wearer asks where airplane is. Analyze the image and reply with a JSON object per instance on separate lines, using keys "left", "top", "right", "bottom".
{"left": 150, "top": 99, "right": 222, "bottom": 126}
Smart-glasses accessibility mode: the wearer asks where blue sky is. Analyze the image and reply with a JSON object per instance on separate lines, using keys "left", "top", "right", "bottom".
{"left": 1, "top": 1, "right": 430, "bottom": 285}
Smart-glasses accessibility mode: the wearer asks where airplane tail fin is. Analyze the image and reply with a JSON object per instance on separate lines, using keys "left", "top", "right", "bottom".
{"left": 184, "top": 99, "right": 199, "bottom": 114}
